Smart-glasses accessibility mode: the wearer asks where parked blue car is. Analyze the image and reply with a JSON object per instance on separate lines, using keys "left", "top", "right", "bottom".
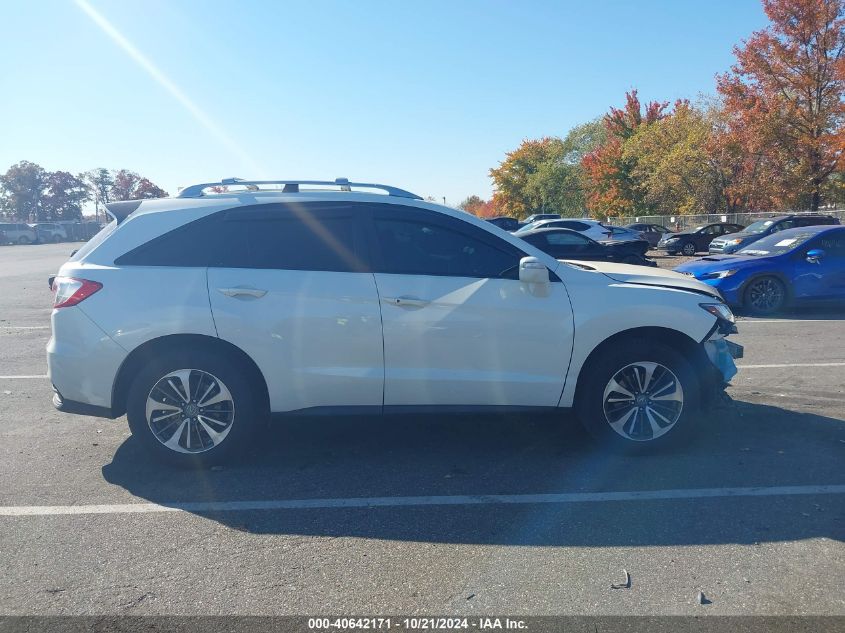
{"left": 674, "top": 225, "right": 845, "bottom": 315}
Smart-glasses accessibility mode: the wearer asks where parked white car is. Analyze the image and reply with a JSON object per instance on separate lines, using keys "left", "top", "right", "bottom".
{"left": 48, "top": 178, "right": 741, "bottom": 465}
{"left": 515, "top": 218, "right": 646, "bottom": 243}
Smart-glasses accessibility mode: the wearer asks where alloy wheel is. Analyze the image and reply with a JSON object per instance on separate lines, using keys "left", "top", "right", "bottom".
{"left": 602, "top": 361, "right": 684, "bottom": 441}
{"left": 145, "top": 369, "right": 235, "bottom": 454}
{"left": 682, "top": 242, "right": 696, "bottom": 256}
{"left": 747, "top": 278, "right": 784, "bottom": 313}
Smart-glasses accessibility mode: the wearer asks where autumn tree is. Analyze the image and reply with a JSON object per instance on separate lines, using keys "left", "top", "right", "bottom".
{"left": 0, "top": 161, "right": 48, "bottom": 220}
{"left": 459, "top": 195, "right": 485, "bottom": 213}
{"left": 582, "top": 91, "right": 668, "bottom": 217}
{"left": 490, "top": 122, "right": 605, "bottom": 219}
{"left": 717, "top": 0, "right": 845, "bottom": 210}
{"left": 489, "top": 137, "right": 567, "bottom": 218}
{"left": 42, "top": 171, "right": 89, "bottom": 220}
{"left": 110, "top": 169, "right": 169, "bottom": 201}
{"left": 134, "top": 178, "right": 169, "bottom": 199}
{"left": 624, "top": 101, "right": 726, "bottom": 214}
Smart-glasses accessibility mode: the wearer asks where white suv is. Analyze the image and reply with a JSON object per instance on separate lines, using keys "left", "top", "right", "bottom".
{"left": 48, "top": 178, "right": 742, "bottom": 465}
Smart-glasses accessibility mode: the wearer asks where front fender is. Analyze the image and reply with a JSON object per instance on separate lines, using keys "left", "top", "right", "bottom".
{"left": 558, "top": 280, "right": 717, "bottom": 407}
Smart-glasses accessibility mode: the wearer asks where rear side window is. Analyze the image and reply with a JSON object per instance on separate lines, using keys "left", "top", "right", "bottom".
{"left": 115, "top": 214, "right": 225, "bottom": 267}
{"left": 116, "top": 202, "right": 365, "bottom": 272}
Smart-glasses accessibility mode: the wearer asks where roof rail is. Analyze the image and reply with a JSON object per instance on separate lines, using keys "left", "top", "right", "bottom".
{"left": 177, "top": 177, "right": 422, "bottom": 200}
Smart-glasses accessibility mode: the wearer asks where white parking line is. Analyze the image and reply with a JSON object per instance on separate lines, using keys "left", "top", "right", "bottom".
{"left": 1, "top": 484, "right": 843, "bottom": 517}
{"left": 0, "top": 374, "right": 48, "bottom": 379}
{"left": 737, "top": 362, "right": 845, "bottom": 369}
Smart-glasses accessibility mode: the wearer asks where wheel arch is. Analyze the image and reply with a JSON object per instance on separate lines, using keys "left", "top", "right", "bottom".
{"left": 572, "top": 326, "right": 713, "bottom": 410}
{"left": 111, "top": 334, "right": 269, "bottom": 417}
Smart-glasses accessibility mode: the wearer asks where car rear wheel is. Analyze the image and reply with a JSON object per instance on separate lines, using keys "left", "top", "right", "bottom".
{"left": 576, "top": 339, "right": 699, "bottom": 451}
{"left": 744, "top": 276, "right": 786, "bottom": 315}
{"left": 18, "top": 236, "right": 31, "bottom": 245}
{"left": 681, "top": 242, "right": 696, "bottom": 256}
{"left": 126, "top": 348, "right": 259, "bottom": 466}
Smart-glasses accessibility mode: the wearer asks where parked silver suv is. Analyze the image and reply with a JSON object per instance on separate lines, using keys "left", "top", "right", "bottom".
{"left": 0, "top": 222, "right": 38, "bottom": 245}
{"left": 48, "top": 177, "right": 741, "bottom": 466}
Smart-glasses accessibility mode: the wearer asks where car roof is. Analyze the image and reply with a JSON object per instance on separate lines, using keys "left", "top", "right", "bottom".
{"left": 763, "top": 224, "right": 842, "bottom": 238}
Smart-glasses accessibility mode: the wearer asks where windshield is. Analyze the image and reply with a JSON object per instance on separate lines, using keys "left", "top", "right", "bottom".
{"left": 738, "top": 230, "right": 816, "bottom": 256}
{"left": 743, "top": 219, "right": 775, "bottom": 234}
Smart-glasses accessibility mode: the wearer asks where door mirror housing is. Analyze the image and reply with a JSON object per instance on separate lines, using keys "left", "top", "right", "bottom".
{"left": 805, "top": 248, "right": 825, "bottom": 264}
{"left": 519, "top": 256, "right": 549, "bottom": 284}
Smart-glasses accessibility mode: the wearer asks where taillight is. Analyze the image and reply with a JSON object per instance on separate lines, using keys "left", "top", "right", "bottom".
{"left": 52, "top": 277, "right": 103, "bottom": 308}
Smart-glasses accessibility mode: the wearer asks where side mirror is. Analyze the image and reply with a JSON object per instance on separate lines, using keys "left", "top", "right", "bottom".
{"left": 806, "top": 248, "right": 825, "bottom": 264}
{"left": 519, "top": 256, "right": 549, "bottom": 284}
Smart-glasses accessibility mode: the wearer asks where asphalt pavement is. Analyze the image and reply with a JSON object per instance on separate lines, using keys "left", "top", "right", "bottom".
{"left": 0, "top": 242, "right": 843, "bottom": 616}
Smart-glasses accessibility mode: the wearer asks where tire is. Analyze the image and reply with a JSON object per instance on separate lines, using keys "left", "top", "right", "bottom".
{"left": 743, "top": 276, "right": 787, "bottom": 315}
{"left": 681, "top": 241, "right": 696, "bottom": 256}
{"left": 126, "top": 347, "right": 261, "bottom": 467}
{"left": 622, "top": 254, "right": 642, "bottom": 265}
{"left": 18, "top": 236, "right": 31, "bottom": 245}
{"left": 576, "top": 339, "right": 700, "bottom": 452}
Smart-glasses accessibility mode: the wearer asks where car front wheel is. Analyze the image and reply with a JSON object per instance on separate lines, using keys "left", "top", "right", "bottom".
{"left": 744, "top": 276, "right": 786, "bottom": 315}
{"left": 576, "top": 340, "right": 699, "bottom": 451}
{"left": 126, "top": 349, "right": 259, "bottom": 466}
{"left": 681, "top": 242, "right": 696, "bottom": 256}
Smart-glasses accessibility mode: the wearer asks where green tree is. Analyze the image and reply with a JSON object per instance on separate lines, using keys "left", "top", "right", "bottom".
{"left": 81, "top": 168, "right": 114, "bottom": 221}
{"left": 624, "top": 101, "right": 723, "bottom": 214}
{"left": 524, "top": 119, "right": 607, "bottom": 216}
{"left": 0, "top": 161, "right": 48, "bottom": 220}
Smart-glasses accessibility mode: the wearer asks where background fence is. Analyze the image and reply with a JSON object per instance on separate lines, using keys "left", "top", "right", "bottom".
{"left": 605, "top": 209, "right": 845, "bottom": 230}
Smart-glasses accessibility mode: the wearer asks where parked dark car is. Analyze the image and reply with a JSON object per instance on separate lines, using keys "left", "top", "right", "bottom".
{"left": 708, "top": 213, "right": 841, "bottom": 254}
{"left": 523, "top": 213, "right": 561, "bottom": 224}
{"left": 658, "top": 223, "right": 745, "bottom": 256}
{"left": 517, "top": 227, "right": 656, "bottom": 266}
{"left": 486, "top": 216, "right": 521, "bottom": 231}
{"left": 625, "top": 223, "right": 673, "bottom": 248}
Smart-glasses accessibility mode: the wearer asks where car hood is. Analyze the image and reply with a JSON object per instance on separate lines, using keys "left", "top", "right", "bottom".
{"left": 563, "top": 259, "right": 724, "bottom": 300}
{"left": 660, "top": 230, "right": 694, "bottom": 238}
{"left": 710, "top": 231, "right": 758, "bottom": 242}
{"left": 674, "top": 253, "right": 770, "bottom": 276}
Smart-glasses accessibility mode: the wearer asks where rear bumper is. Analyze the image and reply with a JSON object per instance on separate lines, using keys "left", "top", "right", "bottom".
{"left": 52, "top": 388, "right": 117, "bottom": 419}
{"left": 47, "top": 306, "right": 127, "bottom": 414}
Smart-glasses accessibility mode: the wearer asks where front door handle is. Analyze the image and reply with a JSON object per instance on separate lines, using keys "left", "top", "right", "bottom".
{"left": 217, "top": 286, "right": 268, "bottom": 299}
{"left": 382, "top": 295, "right": 429, "bottom": 308}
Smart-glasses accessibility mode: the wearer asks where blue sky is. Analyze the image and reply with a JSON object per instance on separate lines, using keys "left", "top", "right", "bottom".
{"left": 1, "top": 0, "right": 768, "bottom": 205}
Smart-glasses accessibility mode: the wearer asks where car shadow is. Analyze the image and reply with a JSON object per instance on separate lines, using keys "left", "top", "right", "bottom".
{"left": 736, "top": 304, "right": 845, "bottom": 320}
{"left": 102, "top": 401, "right": 845, "bottom": 547}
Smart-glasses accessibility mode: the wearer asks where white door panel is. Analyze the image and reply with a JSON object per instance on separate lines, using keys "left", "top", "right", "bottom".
{"left": 208, "top": 268, "right": 383, "bottom": 412}
{"left": 375, "top": 273, "right": 573, "bottom": 406}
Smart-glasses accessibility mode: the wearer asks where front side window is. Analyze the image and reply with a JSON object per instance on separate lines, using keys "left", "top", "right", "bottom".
{"left": 374, "top": 216, "right": 520, "bottom": 278}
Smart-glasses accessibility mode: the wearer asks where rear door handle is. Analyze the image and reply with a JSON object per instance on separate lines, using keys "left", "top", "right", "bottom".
{"left": 217, "top": 286, "right": 268, "bottom": 299}
{"left": 382, "top": 295, "right": 429, "bottom": 308}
